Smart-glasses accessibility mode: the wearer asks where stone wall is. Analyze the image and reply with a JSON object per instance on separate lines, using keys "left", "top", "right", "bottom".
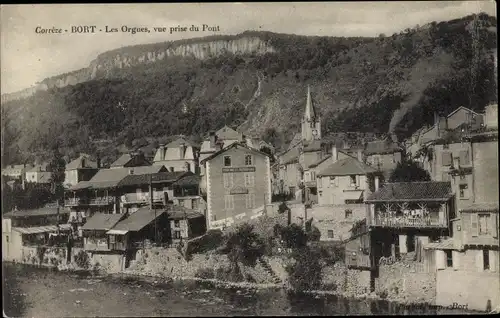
{"left": 375, "top": 262, "right": 436, "bottom": 304}
{"left": 308, "top": 204, "right": 367, "bottom": 241}
{"left": 322, "top": 263, "right": 371, "bottom": 296}
{"left": 20, "top": 246, "right": 68, "bottom": 267}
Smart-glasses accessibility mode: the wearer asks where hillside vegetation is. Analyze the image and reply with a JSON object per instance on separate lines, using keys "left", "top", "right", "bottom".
{"left": 1, "top": 13, "right": 496, "bottom": 166}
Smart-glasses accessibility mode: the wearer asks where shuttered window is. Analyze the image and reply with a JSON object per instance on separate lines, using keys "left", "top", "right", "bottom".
{"left": 471, "top": 213, "right": 479, "bottom": 237}
{"left": 442, "top": 152, "right": 452, "bottom": 166}
{"left": 244, "top": 172, "right": 255, "bottom": 187}
{"left": 479, "top": 214, "right": 490, "bottom": 235}
{"left": 493, "top": 214, "right": 498, "bottom": 238}
{"left": 459, "top": 150, "right": 470, "bottom": 165}
{"left": 245, "top": 193, "right": 255, "bottom": 209}
{"left": 224, "top": 195, "right": 234, "bottom": 210}
{"left": 223, "top": 174, "right": 233, "bottom": 189}
{"left": 318, "top": 177, "right": 322, "bottom": 188}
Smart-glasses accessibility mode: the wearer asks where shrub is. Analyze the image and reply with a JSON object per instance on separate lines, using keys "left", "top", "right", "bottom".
{"left": 286, "top": 247, "right": 322, "bottom": 292}
{"left": 74, "top": 250, "right": 90, "bottom": 269}
{"left": 224, "top": 223, "right": 265, "bottom": 267}
{"left": 195, "top": 267, "right": 215, "bottom": 279}
{"left": 36, "top": 246, "right": 47, "bottom": 264}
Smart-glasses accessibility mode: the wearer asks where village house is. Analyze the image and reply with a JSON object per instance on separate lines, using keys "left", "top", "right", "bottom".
{"left": 200, "top": 142, "right": 272, "bottom": 230}
{"left": 171, "top": 173, "right": 206, "bottom": 215}
{"left": 116, "top": 170, "right": 191, "bottom": 214}
{"left": 363, "top": 135, "right": 403, "bottom": 180}
{"left": 81, "top": 213, "right": 126, "bottom": 252}
{"left": 309, "top": 145, "right": 379, "bottom": 241}
{"left": 152, "top": 136, "right": 199, "bottom": 173}
{"left": 199, "top": 126, "right": 243, "bottom": 163}
{"left": 64, "top": 154, "right": 99, "bottom": 188}
{"left": 65, "top": 165, "right": 167, "bottom": 226}
{"left": 109, "top": 151, "right": 151, "bottom": 169}
{"left": 2, "top": 207, "right": 72, "bottom": 262}
{"left": 25, "top": 163, "right": 53, "bottom": 184}
{"left": 364, "top": 181, "right": 454, "bottom": 263}
{"left": 423, "top": 103, "right": 499, "bottom": 311}
{"left": 166, "top": 205, "right": 206, "bottom": 243}
{"left": 1, "top": 164, "right": 28, "bottom": 181}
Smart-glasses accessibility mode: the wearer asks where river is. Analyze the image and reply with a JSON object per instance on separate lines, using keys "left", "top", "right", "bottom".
{"left": 3, "top": 262, "right": 478, "bottom": 317}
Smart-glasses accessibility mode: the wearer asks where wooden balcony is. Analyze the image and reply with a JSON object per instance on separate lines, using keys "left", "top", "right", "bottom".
{"left": 371, "top": 215, "right": 447, "bottom": 229}
{"left": 84, "top": 241, "right": 110, "bottom": 251}
{"left": 65, "top": 197, "right": 86, "bottom": 206}
{"left": 121, "top": 192, "right": 164, "bottom": 205}
{"left": 88, "top": 197, "right": 115, "bottom": 206}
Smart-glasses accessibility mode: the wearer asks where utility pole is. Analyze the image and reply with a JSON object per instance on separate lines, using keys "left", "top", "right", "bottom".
{"left": 149, "top": 173, "right": 157, "bottom": 244}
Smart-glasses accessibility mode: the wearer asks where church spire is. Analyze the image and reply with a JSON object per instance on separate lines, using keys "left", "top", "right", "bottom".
{"left": 304, "top": 85, "right": 316, "bottom": 121}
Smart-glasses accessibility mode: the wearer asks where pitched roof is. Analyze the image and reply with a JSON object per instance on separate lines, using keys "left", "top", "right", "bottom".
{"left": 303, "top": 140, "right": 322, "bottom": 152}
{"left": 287, "top": 133, "right": 302, "bottom": 151}
{"left": 118, "top": 171, "right": 190, "bottom": 187}
{"left": 165, "top": 136, "right": 197, "bottom": 148}
{"left": 3, "top": 207, "right": 70, "bottom": 218}
{"left": 26, "top": 163, "right": 49, "bottom": 172}
{"left": 12, "top": 224, "right": 72, "bottom": 235}
{"left": 200, "top": 142, "right": 270, "bottom": 163}
{"left": 304, "top": 85, "right": 317, "bottom": 121}
{"left": 280, "top": 147, "right": 300, "bottom": 165}
{"left": 308, "top": 154, "right": 331, "bottom": 168}
{"left": 364, "top": 140, "right": 402, "bottom": 155}
{"left": 110, "top": 153, "right": 151, "bottom": 168}
{"left": 172, "top": 174, "right": 201, "bottom": 187}
{"left": 447, "top": 106, "right": 481, "bottom": 118}
{"left": 66, "top": 155, "right": 98, "bottom": 170}
{"left": 167, "top": 205, "right": 204, "bottom": 220}
{"left": 111, "top": 207, "right": 166, "bottom": 232}
{"left": 72, "top": 165, "right": 165, "bottom": 190}
{"left": 318, "top": 157, "right": 377, "bottom": 176}
{"left": 365, "top": 182, "right": 453, "bottom": 202}
{"left": 216, "top": 125, "right": 242, "bottom": 140}
{"left": 81, "top": 213, "right": 125, "bottom": 231}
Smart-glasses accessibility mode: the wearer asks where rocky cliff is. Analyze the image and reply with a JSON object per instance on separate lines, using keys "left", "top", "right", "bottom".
{"left": 2, "top": 36, "right": 275, "bottom": 103}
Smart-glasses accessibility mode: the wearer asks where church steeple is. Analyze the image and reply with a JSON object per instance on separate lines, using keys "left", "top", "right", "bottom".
{"left": 301, "top": 85, "right": 321, "bottom": 142}
{"left": 304, "top": 85, "right": 316, "bottom": 121}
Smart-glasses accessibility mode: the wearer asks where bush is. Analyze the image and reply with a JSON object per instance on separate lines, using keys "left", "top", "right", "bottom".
{"left": 36, "top": 246, "right": 47, "bottom": 264}
{"left": 195, "top": 267, "right": 215, "bottom": 279}
{"left": 286, "top": 247, "right": 322, "bottom": 292}
{"left": 74, "top": 250, "right": 90, "bottom": 269}
{"left": 224, "top": 223, "right": 265, "bottom": 267}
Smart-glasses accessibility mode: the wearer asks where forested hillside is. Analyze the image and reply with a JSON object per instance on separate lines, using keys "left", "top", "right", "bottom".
{"left": 1, "top": 13, "right": 496, "bottom": 166}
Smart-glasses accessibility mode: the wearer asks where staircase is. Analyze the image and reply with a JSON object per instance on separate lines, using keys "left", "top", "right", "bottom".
{"left": 258, "top": 257, "right": 282, "bottom": 284}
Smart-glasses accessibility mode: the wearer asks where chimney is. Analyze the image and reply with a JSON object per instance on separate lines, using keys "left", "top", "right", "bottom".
{"left": 438, "top": 116, "right": 448, "bottom": 135}
{"left": 331, "top": 145, "right": 338, "bottom": 164}
{"left": 357, "top": 149, "right": 363, "bottom": 162}
{"left": 179, "top": 142, "right": 186, "bottom": 160}
{"left": 216, "top": 140, "right": 224, "bottom": 151}
{"left": 209, "top": 132, "right": 216, "bottom": 148}
{"left": 159, "top": 144, "right": 165, "bottom": 161}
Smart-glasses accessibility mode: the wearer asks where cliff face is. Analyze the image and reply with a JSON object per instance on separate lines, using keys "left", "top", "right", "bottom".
{"left": 2, "top": 36, "right": 274, "bottom": 103}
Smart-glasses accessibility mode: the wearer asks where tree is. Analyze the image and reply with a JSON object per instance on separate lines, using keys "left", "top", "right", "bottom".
{"left": 389, "top": 159, "right": 431, "bottom": 182}
{"left": 223, "top": 223, "right": 265, "bottom": 268}
{"left": 47, "top": 147, "right": 66, "bottom": 201}
{"left": 286, "top": 247, "right": 322, "bottom": 291}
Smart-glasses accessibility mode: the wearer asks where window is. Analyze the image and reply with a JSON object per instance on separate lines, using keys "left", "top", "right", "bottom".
{"left": 319, "top": 191, "right": 323, "bottom": 196}
{"left": 330, "top": 176, "right": 336, "bottom": 187}
{"left": 442, "top": 152, "right": 452, "bottom": 166}
{"left": 170, "top": 167, "right": 175, "bottom": 172}
{"left": 445, "top": 250, "right": 453, "bottom": 267}
{"left": 459, "top": 184, "right": 469, "bottom": 199}
{"left": 311, "top": 171, "right": 316, "bottom": 181}
{"left": 174, "top": 220, "right": 180, "bottom": 228}
{"left": 327, "top": 230, "right": 334, "bottom": 239}
{"left": 345, "top": 209, "right": 353, "bottom": 219}
{"left": 443, "top": 144, "right": 449, "bottom": 149}
{"left": 224, "top": 156, "right": 232, "bottom": 167}
{"left": 192, "top": 199, "right": 199, "bottom": 210}
{"left": 245, "top": 193, "right": 255, "bottom": 209}
{"left": 478, "top": 214, "right": 490, "bottom": 235}
{"left": 109, "top": 235, "right": 115, "bottom": 244}
{"left": 483, "top": 250, "right": 490, "bottom": 270}
{"left": 350, "top": 175, "right": 357, "bottom": 187}
{"left": 244, "top": 172, "right": 255, "bottom": 187}
{"left": 224, "top": 195, "right": 234, "bottom": 210}
{"left": 245, "top": 155, "right": 253, "bottom": 166}
{"left": 178, "top": 199, "right": 184, "bottom": 207}
{"left": 223, "top": 174, "right": 233, "bottom": 189}
{"left": 459, "top": 150, "right": 470, "bottom": 165}
{"left": 318, "top": 177, "right": 322, "bottom": 188}
{"left": 174, "top": 230, "right": 182, "bottom": 239}
{"left": 6, "top": 235, "right": 8, "bottom": 243}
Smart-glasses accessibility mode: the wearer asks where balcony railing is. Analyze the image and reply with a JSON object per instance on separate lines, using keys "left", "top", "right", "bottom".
{"left": 121, "top": 192, "right": 164, "bottom": 204}
{"left": 88, "top": 197, "right": 115, "bottom": 205}
{"left": 372, "top": 215, "right": 446, "bottom": 228}
{"left": 65, "top": 198, "right": 84, "bottom": 206}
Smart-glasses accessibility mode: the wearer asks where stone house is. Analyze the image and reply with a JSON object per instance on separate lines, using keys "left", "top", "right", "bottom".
{"left": 64, "top": 154, "right": 99, "bottom": 188}
{"left": 171, "top": 173, "right": 206, "bottom": 215}
{"left": 153, "top": 136, "right": 199, "bottom": 173}
{"left": 81, "top": 213, "right": 126, "bottom": 251}
{"left": 200, "top": 142, "right": 272, "bottom": 230}
{"left": 363, "top": 136, "right": 403, "bottom": 179}
{"left": 166, "top": 205, "right": 206, "bottom": 243}
{"left": 25, "top": 163, "right": 53, "bottom": 184}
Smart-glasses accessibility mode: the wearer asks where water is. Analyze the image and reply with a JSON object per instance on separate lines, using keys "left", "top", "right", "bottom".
{"left": 3, "top": 262, "right": 477, "bottom": 317}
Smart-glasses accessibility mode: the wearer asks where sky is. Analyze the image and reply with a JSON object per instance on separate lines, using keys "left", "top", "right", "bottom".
{"left": 0, "top": 1, "right": 496, "bottom": 94}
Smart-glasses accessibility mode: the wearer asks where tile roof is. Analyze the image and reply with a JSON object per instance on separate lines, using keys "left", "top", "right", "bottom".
{"left": 308, "top": 155, "right": 331, "bottom": 168}
{"left": 281, "top": 147, "right": 300, "bottom": 165}
{"left": 66, "top": 155, "right": 98, "bottom": 170}
{"left": 167, "top": 205, "right": 205, "bottom": 220}
{"left": 72, "top": 166, "right": 165, "bottom": 190}
{"left": 3, "top": 207, "right": 70, "bottom": 218}
{"left": 366, "top": 181, "right": 453, "bottom": 202}
{"left": 172, "top": 174, "right": 201, "bottom": 187}
{"left": 364, "top": 140, "right": 402, "bottom": 155}
{"left": 118, "top": 171, "right": 190, "bottom": 187}
{"left": 318, "top": 157, "right": 377, "bottom": 176}
{"left": 303, "top": 140, "right": 322, "bottom": 152}
{"left": 110, "top": 154, "right": 133, "bottom": 167}
{"left": 111, "top": 207, "right": 166, "bottom": 232}
{"left": 81, "top": 213, "right": 125, "bottom": 231}
{"left": 12, "top": 224, "right": 72, "bottom": 235}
